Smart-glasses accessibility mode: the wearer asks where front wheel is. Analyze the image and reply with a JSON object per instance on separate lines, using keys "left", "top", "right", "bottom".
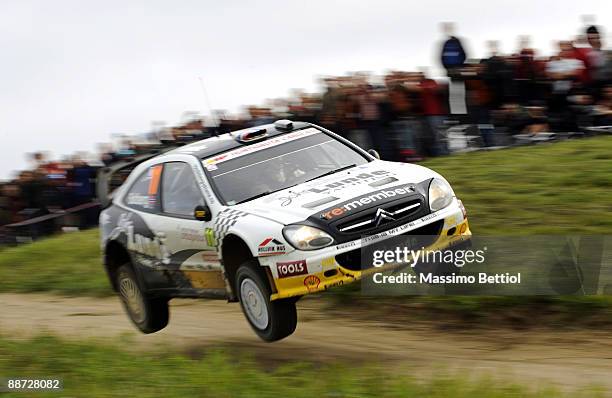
{"left": 116, "top": 264, "right": 169, "bottom": 334}
{"left": 236, "top": 261, "right": 297, "bottom": 342}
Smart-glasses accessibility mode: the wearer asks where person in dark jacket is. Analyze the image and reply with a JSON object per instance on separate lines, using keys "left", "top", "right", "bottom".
{"left": 440, "top": 22, "right": 468, "bottom": 115}
{"left": 440, "top": 22, "right": 467, "bottom": 78}
{"left": 483, "top": 40, "right": 515, "bottom": 109}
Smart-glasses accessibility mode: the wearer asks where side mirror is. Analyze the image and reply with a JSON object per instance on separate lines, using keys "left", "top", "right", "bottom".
{"left": 194, "top": 205, "right": 212, "bottom": 222}
{"left": 367, "top": 149, "right": 380, "bottom": 159}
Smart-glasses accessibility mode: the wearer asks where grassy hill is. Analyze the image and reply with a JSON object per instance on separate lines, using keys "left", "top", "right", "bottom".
{"left": 424, "top": 136, "right": 612, "bottom": 235}
{"left": 1, "top": 136, "right": 612, "bottom": 296}
{"left": 0, "top": 229, "right": 107, "bottom": 295}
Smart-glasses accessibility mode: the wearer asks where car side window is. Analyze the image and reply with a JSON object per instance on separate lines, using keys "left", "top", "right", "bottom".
{"left": 124, "top": 165, "right": 163, "bottom": 213}
{"left": 161, "top": 162, "right": 205, "bottom": 217}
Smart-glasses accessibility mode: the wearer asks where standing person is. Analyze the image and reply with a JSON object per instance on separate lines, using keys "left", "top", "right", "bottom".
{"left": 69, "top": 158, "right": 98, "bottom": 226}
{"left": 548, "top": 42, "right": 586, "bottom": 91}
{"left": 386, "top": 84, "right": 421, "bottom": 161}
{"left": 440, "top": 22, "right": 468, "bottom": 115}
{"left": 584, "top": 25, "right": 610, "bottom": 99}
{"left": 17, "top": 171, "right": 46, "bottom": 218}
{"left": 355, "top": 83, "right": 391, "bottom": 159}
{"left": 0, "top": 182, "right": 23, "bottom": 225}
{"left": 418, "top": 72, "right": 448, "bottom": 154}
{"left": 0, "top": 183, "right": 11, "bottom": 226}
{"left": 465, "top": 62, "right": 495, "bottom": 146}
{"left": 516, "top": 36, "right": 539, "bottom": 105}
{"left": 319, "top": 77, "right": 341, "bottom": 131}
{"left": 440, "top": 22, "right": 467, "bottom": 77}
{"left": 547, "top": 41, "right": 585, "bottom": 129}
{"left": 482, "top": 40, "right": 514, "bottom": 110}
{"left": 71, "top": 158, "right": 96, "bottom": 206}
{"left": 593, "top": 85, "right": 612, "bottom": 125}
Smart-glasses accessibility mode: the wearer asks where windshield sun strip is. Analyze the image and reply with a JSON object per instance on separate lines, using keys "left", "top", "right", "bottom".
{"left": 203, "top": 127, "right": 320, "bottom": 166}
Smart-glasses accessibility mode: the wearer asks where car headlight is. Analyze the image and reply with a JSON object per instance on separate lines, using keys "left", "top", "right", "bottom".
{"left": 428, "top": 178, "right": 454, "bottom": 212}
{"left": 282, "top": 225, "right": 334, "bottom": 251}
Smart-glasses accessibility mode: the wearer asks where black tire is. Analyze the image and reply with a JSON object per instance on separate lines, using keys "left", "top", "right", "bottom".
{"left": 116, "top": 264, "right": 169, "bottom": 334}
{"left": 235, "top": 260, "right": 297, "bottom": 342}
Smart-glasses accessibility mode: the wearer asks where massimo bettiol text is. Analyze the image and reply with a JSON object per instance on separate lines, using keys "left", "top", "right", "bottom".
{"left": 369, "top": 245, "right": 522, "bottom": 285}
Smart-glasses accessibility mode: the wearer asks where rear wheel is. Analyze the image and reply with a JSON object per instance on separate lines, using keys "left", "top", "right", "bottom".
{"left": 236, "top": 261, "right": 297, "bottom": 342}
{"left": 117, "top": 264, "right": 169, "bottom": 334}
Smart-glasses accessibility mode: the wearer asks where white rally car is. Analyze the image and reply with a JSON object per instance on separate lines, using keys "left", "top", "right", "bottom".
{"left": 100, "top": 120, "right": 471, "bottom": 341}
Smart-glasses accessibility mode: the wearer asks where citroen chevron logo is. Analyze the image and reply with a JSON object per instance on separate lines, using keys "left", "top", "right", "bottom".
{"left": 374, "top": 208, "right": 395, "bottom": 227}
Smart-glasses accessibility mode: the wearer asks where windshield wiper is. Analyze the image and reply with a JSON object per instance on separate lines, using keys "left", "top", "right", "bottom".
{"left": 304, "top": 164, "right": 357, "bottom": 183}
{"left": 234, "top": 184, "right": 299, "bottom": 205}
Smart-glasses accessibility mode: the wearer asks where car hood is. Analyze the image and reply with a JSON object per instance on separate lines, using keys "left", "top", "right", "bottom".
{"left": 233, "top": 160, "right": 440, "bottom": 225}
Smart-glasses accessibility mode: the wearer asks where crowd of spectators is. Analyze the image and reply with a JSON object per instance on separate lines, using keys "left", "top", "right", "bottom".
{"left": 217, "top": 23, "right": 612, "bottom": 158}
{"left": 0, "top": 153, "right": 98, "bottom": 227}
{"left": 1, "top": 22, "right": 611, "bottom": 231}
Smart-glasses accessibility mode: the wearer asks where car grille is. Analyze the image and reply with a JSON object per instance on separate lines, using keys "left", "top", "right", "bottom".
{"left": 327, "top": 194, "right": 428, "bottom": 244}
{"left": 334, "top": 219, "right": 444, "bottom": 271}
{"left": 336, "top": 199, "right": 422, "bottom": 234}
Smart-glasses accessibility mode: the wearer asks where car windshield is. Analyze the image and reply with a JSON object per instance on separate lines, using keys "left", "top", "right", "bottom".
{"left": 202, "top": 128, "right": 369, "bottom": 205}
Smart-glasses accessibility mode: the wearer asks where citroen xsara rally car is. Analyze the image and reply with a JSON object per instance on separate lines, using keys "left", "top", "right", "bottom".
{"left": 100, "top": 120, "right": 471, "bottom": 341}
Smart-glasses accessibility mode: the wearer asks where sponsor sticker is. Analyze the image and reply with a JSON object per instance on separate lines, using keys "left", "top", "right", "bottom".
{"left": 126, "top": 193, "right": 150, "bottom": 207}
{"left": 180, "top": 227, "right": 205, "bottom": 242}
{"left": 320, "top": 184, "right": 416, "bottom": 220}
{"left": 276, "top": 260, "right": 308, "bottom": 278}
{"left": 321, "top": 257, "right": 336, "bottom": 268}
{"left": 303, "top": 275, "right": 321, "bottom": 291}
{"left": 258, "top": 238, "right": 286, "bottom": 256}
{"left": 368, "top": 176, "right": 399, "bottom": 187}
{"left": 302, "top": 196, "right": 339, "bottom": 209}
{"left": 203, "top": 128, "right": 319, "bottom": 166}
{"left": 336, "top": 241, "right": 358, "bottom": 250}
{"left": 112, "top": 213, "right": 171, "bottom": 266}
{"left": 325, "top": 280, "right": 344, "bottom": 289}
{"left": 308, "top": 170, "right": 390, "bottom": 194}
{"left": 205, "top": 228, "right": 216, "bottom": 246}
{"left": 201, "top": 251, "right": 219, "bottom": 263}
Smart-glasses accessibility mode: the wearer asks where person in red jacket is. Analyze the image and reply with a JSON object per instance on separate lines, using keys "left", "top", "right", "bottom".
{"left": 418, "top": 72, "right": 449, "bottom": 154}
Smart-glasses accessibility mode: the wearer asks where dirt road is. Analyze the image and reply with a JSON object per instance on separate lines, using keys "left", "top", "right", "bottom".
{"left": 1, "top": 293, "right": 612, "bottom": 392}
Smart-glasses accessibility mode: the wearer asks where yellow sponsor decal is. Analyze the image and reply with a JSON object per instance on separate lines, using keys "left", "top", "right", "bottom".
{"left": 183, "top": 270, "right": 225, "bottom": 289}
{"left": 321, "top": 257, "right": 335, "bottom": 268}
{"left": 205, "top": 228, "right": 216, "bottom": 246}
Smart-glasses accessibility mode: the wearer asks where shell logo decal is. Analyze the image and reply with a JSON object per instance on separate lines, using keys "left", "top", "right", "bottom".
{"left": 303, "top": 275, "right": 321, "bottom": 290}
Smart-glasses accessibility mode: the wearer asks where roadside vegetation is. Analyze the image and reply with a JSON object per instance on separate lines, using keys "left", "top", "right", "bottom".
{"left": 424, "top": 136, "right": 612, "bottom": 235}
{"left": 0, "top": 334, "right": 604, "bottom": 398}
{"left": 0, "top": 229, "right": 107, "bottom": 296}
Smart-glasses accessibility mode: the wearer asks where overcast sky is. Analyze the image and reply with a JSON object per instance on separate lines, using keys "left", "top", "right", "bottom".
{"left": 1, "top": 0, "right": 611, "bottom": 179}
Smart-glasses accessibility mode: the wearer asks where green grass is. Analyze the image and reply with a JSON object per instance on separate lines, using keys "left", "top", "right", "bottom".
{"left": 0, "top": 229, "right": 109, "bottom": 296}
{"left": 422, "top": 137, "right": 612, "bottom": 235}
{"left": 0, "top": 334, "right": 602, "bottom": 398}
{"left": 0, "top": 137, "right": 611, "bottom": 299}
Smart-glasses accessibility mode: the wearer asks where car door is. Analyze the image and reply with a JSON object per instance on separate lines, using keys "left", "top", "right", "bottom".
{"left": 159, "top": 161, "right": 225, "bottom": 292}
{"left": 117, "top": 163, "right": 177, "bottom": 291}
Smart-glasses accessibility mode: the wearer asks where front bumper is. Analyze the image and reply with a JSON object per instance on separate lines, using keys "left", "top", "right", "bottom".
{"left": 269, "top": 199, "right": 472, "bottom": 300}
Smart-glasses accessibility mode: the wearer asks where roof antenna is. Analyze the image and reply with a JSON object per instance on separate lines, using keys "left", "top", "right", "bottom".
{"left": 198, "top": 76, "right": 219, "bottom": 128}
